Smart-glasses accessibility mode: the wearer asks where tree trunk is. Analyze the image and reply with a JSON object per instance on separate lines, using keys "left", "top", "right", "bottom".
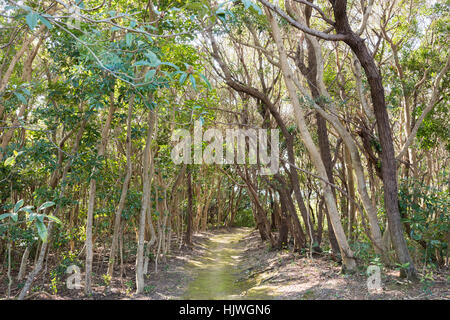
{"left": 331, "top": 0, "right": 416, "bottom": 279}
{"left": 17, "top": 246, "right": 30, "bottom": 281}
{"left": 185, "top": 169, "right": 193, "bottom": 246}
{"left": 135, "top": 110, "right": 157, "bottom": 294}
{"left": 107, "top": 94, "right": 135, "bottom": 278}
{"left": 18, "top": 111, "right": 89, "bottom": 299}
{"left": 85, "top": 92, "right": 116, "bottom": 295}
{"left": 267, "top": 8, "right": 356, "bottom": 271}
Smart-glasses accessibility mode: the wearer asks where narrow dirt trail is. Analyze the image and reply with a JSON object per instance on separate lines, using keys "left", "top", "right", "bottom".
{"left": 181, "top": 228, "right": 271, "bottom": 300}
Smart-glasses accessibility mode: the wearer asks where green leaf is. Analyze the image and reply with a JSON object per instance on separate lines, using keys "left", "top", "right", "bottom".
{"left": 159, "top": 62, "right": 179, "bottom": 70}
{"left": 179, "top": 72, "right": 188, "bottom": 85}
{"left": 429, "top": 240, "right": 441, "bottom": 247}
{"left": 145, "top": 69, "right": 157, "bottom": 82}
{"left": 4, "top": 156, "right": 15, "bottom": 167}
{"left": 26, "top": 12, "right": 38, "bottom": 30}
{"left": 21, "top": 88, "right": 31, "bottom": 96}
{"left": 14, "top": 199, "right": 24, "bottom": 213}
{"left": 37, "top": 15, "right": 52, "bottom": 29}
{"left": 199, "top": 73, "right": 212, "bottom": 89}
{"left": 35, "top": 220, "right": 48, "bottom": 241}
{"left": 14, "top": 92, "right": 27, "bottom": 104}
{"left": 240, "top": 0, "right": 262, "bottom": 15}
{"left": 189, "top": 74, "right": 197, "bottom": 91}
{"left": 28, "top": 212, "right": 37, "bottom": 222}
{"left": 38, "top": 201, "right": 55, "bottom": 211}
{"left": 242, "top": 0, "right": 252, "bottom": 10}
{"left": 11, "top": 213, "right": 18, "bottom": 222}
{"left": 144, "top": 51, "right": 160, "bottom": 65}
{"left": 19, "top": 205, "right": 34, "bottom": 213}
{"left": 0, "top": 213, "right": 12, "bottom": 221}
{"left": 45, "top": 215, "right": 62, "bottom": 224}
{"left": 125, "top": 33, "right": 133, "bottom": 47}
{"left": 410, "top": 230, "right": 422, "bottom": 241}
{"left": 133, "top": 60, "right": 152, "bottom": 67}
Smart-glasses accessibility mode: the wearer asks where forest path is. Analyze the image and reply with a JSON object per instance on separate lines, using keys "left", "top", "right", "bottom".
{"left": 173, "top": 228, "right": 450, "bottom": 300}
{"left": 181, "top": 227, "right": 272, "bottom": 300}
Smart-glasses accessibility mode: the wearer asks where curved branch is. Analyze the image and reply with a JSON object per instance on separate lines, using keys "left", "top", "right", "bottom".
{"left": 258, "top": 0, "right": 347, "bottom": 41}
{"left": 292, "top": 0, "right": 335, "bottom": 26}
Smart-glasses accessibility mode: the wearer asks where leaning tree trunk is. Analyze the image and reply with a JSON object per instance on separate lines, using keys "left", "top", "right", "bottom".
{"left": 288, "top": 3, "right": 386, "bottom": 258}
{"left": 316, "top": 113, "right": 341, "bottom": 256}
{"left": 267, "top": 8, "right": 356, "bottom": 271}
{"left": 331, "top": 0, "right": 416, "bottom": 279}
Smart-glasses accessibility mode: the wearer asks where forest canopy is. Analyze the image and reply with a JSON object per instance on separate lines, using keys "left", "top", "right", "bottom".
{"left": 0, "top": 0, "right": 448, "bottom": 300}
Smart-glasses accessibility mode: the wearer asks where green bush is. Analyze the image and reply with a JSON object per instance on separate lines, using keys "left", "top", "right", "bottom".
{"left": 399, "top": 178, "right": 449, "bottom": 265}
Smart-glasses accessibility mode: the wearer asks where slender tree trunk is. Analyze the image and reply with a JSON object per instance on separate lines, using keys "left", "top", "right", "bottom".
{"left": 143, "top": 153, "right": 157, "bottom": 275}
{"left": 18, "top": 111, "right": 88, "bottom": 299}
{"left": 276, "top": 199, "right": 289, "bottom": 249}
{"left": 277, "top": 184, "right": 306, "bottom": 250}
{"left": 107, "top": 95, "right": 135, "bottom": 278}
{"left": 344, "top": 147, "right": 356, "bottom": 240}
{"left": 228, "top": 187, "right": 243, "bottom": 227}
{"left": 315, "top": 113, "right": 341, "bottom": 255}
{"left": 85, "top": 91, "right": 116, "bottom": 294}
{"left": 136, "top": 110, "right": 157, "bottom": 294}
{"left": 185, "top": 169, "right": 193, "bottom": 246}
{"left": 17, "top": 246, "right": 30, "bottom": 281}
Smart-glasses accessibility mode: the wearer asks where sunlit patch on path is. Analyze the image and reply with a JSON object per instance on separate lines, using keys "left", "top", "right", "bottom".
{"left": 182, "top": 228, "right": 273, "bottom": 300}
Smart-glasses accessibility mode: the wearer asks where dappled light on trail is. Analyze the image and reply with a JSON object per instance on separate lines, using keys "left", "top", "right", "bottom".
{"left": 182, "top": 228, "right": 274, "bottom": 300}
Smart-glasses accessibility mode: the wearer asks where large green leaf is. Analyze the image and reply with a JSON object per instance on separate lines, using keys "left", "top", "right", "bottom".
{"left": 14, "top": 92, "right": 27, "bottom": 104}
{"left": 159, "top": 62, "right": 179, "bottom": 70}
{"left": 4, "top": 156, "right": 15, "bottom": 167}
{"left": 179, "top": 72, "right": 188, "bottom": 85}
{"left": 189, "top": 74, "right": 197, "bottom": 90}
{"left": 38, "top": 201, "right": 55, "bottom": 211}
{"left": 37, "top": 15, "right": 53, "bottom": 29}
{"left": 145, "top": 69, "right": 157, "bottom": 82}
{"left": 28, "top": 212, "right": 37, "bottom": 222}
{"left": 0, "top": 213, "right": 12, "bottom": 221}
{"left": 19, "top": 205, "right": 34, "bottom": 213}
{"left": 145, "top": 51, "right": 160, "bottom": 65}
{"left": 125, "top": 33, "right": 134, "bottom": 47}
{"left": 25, "top": 12, "right": 38, "bottom": 30}
{"left": 133, "top": 60, "right": 152, "bottom": 67}
{"left": 199, "top": 73, "right": 212, "bottom": 89}
{"left": 35, "top": 220, "right": 48, "bottom": 241}
{"left": 45, "top": 215, "right": 62, "bottom": 224}
{"left": 14, "top": 199, "right": 24, "bottom": 213}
